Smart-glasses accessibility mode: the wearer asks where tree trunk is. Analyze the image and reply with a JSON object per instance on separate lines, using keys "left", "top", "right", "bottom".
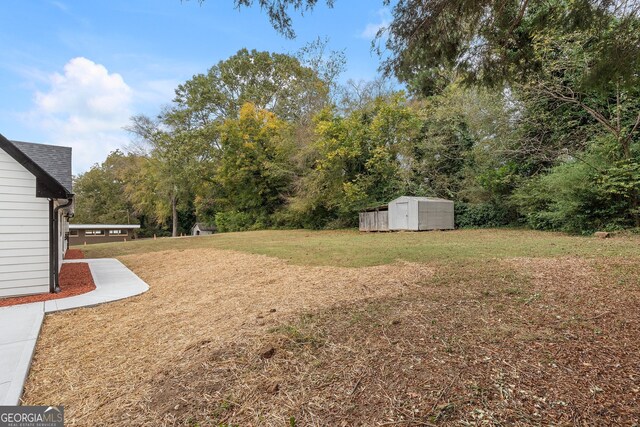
{"left": 171, "top": 196, "right": 178, "bottom": 237}
{"left": 618, "top": 137, "right": 640, "bottom": 228}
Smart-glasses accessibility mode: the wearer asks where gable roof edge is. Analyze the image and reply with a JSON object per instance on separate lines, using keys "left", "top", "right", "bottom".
{"left": 0, "top": 133, "right": 73, "bottom": 199}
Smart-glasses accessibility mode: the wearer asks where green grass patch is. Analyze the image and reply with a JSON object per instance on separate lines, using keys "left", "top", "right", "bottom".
{"left": 77, "top": 228, "right": 640, "bottom": 267}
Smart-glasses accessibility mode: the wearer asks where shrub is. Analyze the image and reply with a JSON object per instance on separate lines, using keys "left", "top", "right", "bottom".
{"left": 454, "top": 202, "right": 514, "bottom": 228}
{"left": 512, "top": 138, "right": 639, "bottom": 234}
{"left": 214, "top": 211, "right": 255, "bottom": 232}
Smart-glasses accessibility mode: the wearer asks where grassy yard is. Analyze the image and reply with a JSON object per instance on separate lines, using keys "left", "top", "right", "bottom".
{"left": 79, "top": 228, "right": 640, "bottom": 266}
{"left": 25, "top": 229, "right": 640, "bottom": 425}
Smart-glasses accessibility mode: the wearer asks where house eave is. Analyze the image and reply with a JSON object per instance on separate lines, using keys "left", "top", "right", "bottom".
{"left": 0, "top": 133, "right": 72, "bottom": 198}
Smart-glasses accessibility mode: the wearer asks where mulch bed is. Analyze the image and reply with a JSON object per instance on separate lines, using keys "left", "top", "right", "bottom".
{"left": 64, "top": 249, "right": 85, "bottom": 260}
{"left": 0, "top": 263, "right": 95, "bottom": 308}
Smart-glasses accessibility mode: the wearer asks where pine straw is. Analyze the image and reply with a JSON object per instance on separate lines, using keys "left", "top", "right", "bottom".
{"left": 22, "top": 248, "right": 433, "bottom": 425}
{"left": 139, "top": 256, "right": 640, "bottom": 426}
{"left": 22, "top": 251, "right": 640, "bottom": 425}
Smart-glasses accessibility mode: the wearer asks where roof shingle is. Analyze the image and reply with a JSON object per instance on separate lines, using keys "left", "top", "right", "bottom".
{"left": 11, "top": 140, "right": 73, "bottom": 193}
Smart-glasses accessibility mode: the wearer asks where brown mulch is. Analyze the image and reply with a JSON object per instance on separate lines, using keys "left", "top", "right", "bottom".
{"left": 64, "top": 249, "right": 85, "bottom": 260}
{"left": 22, "top": 251, "right": 640, "bottom": 426}
{"left": 0, "top": 263, "right": 95, "bottom": 308}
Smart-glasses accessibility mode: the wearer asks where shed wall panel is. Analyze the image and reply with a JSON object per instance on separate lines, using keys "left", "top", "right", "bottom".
{"left": 377, "top": 210, "right": 389, "bottom": 231}
{"left": 418, "top": 200, "right": 455, "bottom": 230}
{"left": 359, "top": 211, "right": 390, "bottom": 231}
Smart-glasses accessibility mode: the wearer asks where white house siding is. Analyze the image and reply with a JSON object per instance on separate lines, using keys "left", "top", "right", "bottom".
{"left": 0, "top": 148, "right": 50, "bottom": 297}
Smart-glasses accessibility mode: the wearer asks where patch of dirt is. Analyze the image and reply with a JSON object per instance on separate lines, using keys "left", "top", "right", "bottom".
{"left": 0, "top": 263, "right": 95, "bottom": 308}
{"left": 64, "top": 249, "right": 85, "bottom": 260}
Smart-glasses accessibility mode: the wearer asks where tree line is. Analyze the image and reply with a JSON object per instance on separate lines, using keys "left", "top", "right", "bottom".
{"left": 72, "top": 1, "right": 640, "bottom": 235}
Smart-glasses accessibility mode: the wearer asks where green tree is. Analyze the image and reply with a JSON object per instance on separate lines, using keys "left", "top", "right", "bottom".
{"left": 72, "top": 150, "right": 138, "bottom": 225}
{"left": 290, "top": 92, "right": 421, "bottom": 228}
{"left": 127, "top": 115, "right": 212, "bottom": 236}
{"left": 213, "top": 103, "right": 295, "bottom": 231}
{"left": 168, "top": 48, "right": 330, "bottom": 128}
{"left": 229, "top": 0, "right": 335, "bottom": 38}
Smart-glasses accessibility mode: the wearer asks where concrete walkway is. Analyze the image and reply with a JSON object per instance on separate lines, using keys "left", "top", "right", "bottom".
{"left": 0, "top": 259, "right": 149, "bottom": 405}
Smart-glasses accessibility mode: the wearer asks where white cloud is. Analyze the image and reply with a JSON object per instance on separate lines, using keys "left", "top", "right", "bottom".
{"left": 28, "top": 57, "right": 133, "bottom": 173}
{"left": 361, "top": 8, "right": 391, "bottom": 40}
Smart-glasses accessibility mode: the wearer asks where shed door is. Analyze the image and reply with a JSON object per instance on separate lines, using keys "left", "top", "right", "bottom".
{"left": 396, "top": 202, "right": 409, "bottom": 229}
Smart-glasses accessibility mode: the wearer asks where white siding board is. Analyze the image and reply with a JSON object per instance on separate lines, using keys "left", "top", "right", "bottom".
{"left": 0, "top": 169, "right": 37, "bottom": 181}
{"left": 0, "top": 234, "right": 49, "bottom": 242}
{"left": 0, "top": 217, "right": 49, "bottom": 227}
{"left": 0, "top": 247, "right": 49, "bottom": 257}
{"left": 0, "top": 151, "right": 15, "bottom": 163}
{"left": 0, "top": 263, "right": 49, "bottom": 274}
{"left": 0, "top": 201, "right": 49, "bottom": 212}
{"left": 0, "top": 283, "right": 49, "bottom": 298}
{"left": 0, "top": 146, "right": 51, "bottom": 298}
{"left": 0, "top": 210, "right": 49, "bottom": 219}
{"left": 0, "top": 256, "right": 49, "bottom": 266}
{"left": 0, "top": 185, "right": 41, "bottom": 195}
{"left": 0, "top": 161, "right": 40, "bottom": 172}
{"left": 0, "top": 193, "right": 48, "bottom": 203}
{"left": 0, "top": 240, "right": 48, "bottom": 250}
{"left": 0, "top": 270, "right": 49, "bottom": 281}
{"left": 0, "top": 225, "right": 50, "bottom": 234}
{"left": 0, "top": 177, "right": 35, "bottom": 188}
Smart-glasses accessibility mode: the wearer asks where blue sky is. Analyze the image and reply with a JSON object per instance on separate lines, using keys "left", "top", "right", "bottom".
{"left": 0, "top": 0, "right": 391, "bottom": 173}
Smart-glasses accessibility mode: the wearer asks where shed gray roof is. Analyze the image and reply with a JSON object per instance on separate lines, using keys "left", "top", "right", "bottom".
{"left": 11, "top": 140, "right": 73, "bottom": 193}
{"left": 391, "top": 196, "right": 453, "bottom": 203}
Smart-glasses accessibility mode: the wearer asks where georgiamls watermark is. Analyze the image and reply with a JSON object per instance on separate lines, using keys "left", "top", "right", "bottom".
{"left": 0, "top": 406, "right": 64, "bottom": 427}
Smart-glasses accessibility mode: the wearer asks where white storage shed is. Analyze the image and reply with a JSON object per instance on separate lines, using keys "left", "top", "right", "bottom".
{"left": 388, "top": 196, "right": 454, "bottom": 231}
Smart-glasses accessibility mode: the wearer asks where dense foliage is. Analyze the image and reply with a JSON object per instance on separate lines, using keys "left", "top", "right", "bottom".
{"left": 73, "top": 2, "right": 640, "bottom": 234}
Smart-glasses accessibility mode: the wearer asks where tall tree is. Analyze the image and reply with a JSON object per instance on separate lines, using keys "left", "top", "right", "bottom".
{"left": 291, "top": 92, "right": 421, "bottom": 227}
{"left": 229, "top": 0, "right": 335, "bottom": 38}
{"left": 213, "top": 103, "right": 295, "bottom": 230}
{"left": 127, "top": 115, "right": 212, "bottom": 236}
{"left": 72, "top": 150, "right": 139, "bottom": 225}
{"left": 168, "top": 48, "right": 330, "bottom": 128}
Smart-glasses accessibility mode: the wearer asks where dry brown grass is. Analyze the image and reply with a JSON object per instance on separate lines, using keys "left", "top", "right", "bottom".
{"left": 22, "top": 246, "right": 640, "bottom": 426}
{"left": 143, "top": 256, "right": 640, "bottom": 426}
{"left": 22, "top": 248, "right": 433, "bottom": 426}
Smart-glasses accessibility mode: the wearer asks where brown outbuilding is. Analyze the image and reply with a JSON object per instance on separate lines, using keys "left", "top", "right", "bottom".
{"left": 69, "top": 224, "right": 140, "bottom": 245}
